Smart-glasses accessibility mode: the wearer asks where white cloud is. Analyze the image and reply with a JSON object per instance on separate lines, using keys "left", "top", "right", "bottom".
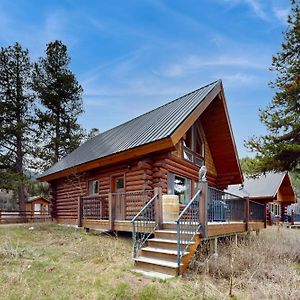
{"left": 157, "top": 53, "right": 268, "bottom": 78}
{"left": 217, "top": 72, "right": 255, "bottom": 84}
{"left": 273, "top": 7, "right": 290, "bottom": 24}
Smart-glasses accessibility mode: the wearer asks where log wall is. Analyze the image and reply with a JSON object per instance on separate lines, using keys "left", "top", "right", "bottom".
{"left": 50, "top": 133, "right": 219, "bottom": 225}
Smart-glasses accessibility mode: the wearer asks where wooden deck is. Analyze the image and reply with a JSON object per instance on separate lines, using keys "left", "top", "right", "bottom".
{"left": 81, "top": 219, "right": 265, "bottom": 237}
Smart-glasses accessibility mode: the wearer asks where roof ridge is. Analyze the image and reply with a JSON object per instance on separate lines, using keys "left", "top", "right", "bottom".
{"left": 92, "top": 79, "right": 220, "bottom": 138}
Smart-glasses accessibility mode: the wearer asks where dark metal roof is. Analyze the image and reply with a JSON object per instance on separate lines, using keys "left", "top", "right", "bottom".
{"left": 227, "top": 172, "right": 287, "bottom": 198}
{"left": 40, "top": 80, "right": 220, "bottom": 178}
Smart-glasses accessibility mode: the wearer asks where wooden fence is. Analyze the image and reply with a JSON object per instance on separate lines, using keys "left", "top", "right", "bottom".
{"left": 0, "top": 210, "right": 52, "bottom": 224}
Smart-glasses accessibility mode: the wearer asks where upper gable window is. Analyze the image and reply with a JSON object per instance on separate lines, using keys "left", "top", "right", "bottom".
{"left": 183, "top": 124, "right": 204, "bottom": 166}
{"left": 88, "top": 180, "right": 99, "bottom": 195}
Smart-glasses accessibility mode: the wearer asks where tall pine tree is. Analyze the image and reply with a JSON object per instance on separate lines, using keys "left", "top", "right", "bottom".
{"left": 32, "top": 40, "right": 84, "bottom": 170}
{"left": 0, "top": 43, "right": 34, "bottom": 211}
{"left": 247, "top": 0, "right": 300, "bottom": 172}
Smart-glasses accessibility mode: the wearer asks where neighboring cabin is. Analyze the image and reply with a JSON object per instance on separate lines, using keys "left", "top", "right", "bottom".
{"left": 227, "top": 172, "right": 297, "bottom": 223}
{"left": 26, "top": 196, "right": 50, "bottom": 217}
{"left": 38, "top": 80, "right": 243, "bottom": 227}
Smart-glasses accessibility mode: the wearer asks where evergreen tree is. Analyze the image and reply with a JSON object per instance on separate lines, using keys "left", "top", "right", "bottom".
{"left": 247, "top": 0, "right": 300, "bottom": 172}
{"left": 32, "top": 40, "right": 84, "bottom": 170}
{"left": 0, "top": 43, "right": 34, "bottom": 212}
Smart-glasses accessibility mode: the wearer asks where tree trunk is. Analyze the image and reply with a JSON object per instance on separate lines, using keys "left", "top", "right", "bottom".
{"left": 15, "top": 55, "right": 26, "bottom": 217}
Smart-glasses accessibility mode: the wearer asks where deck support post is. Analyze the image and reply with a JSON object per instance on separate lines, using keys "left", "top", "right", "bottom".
{"left": 0, "top": 209, "right": 1, "bottom": 224}
{"left": 291, "top": 210, "right": 295, "bottom": 225}
{"left": 109, "top": 193, "right": 115, "bottom": 231}
{"left": 154, "top": 187, "right": 162, "bottom": 229}
{"left": 210, "top": 237, "right": 218, "bottom": 257}
{"left": 234, "top": 233, "right": 238, "bottom": 246}
{"left": 77, "top": 195, "right": 83, "bottom": 227}
{"left": 264, "top": 204, "right": 267, "bottom": 228}
{"left": 199, "top": 179, "right": 208, "bottom": 238}
{"left": 245, "top": 197, "right": 250, "bottom": 232}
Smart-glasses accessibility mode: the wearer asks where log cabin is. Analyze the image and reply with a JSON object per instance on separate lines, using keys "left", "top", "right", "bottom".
{"left": 38, "top": 80, "right": 266, "bottom": 277}
{"left": 26, "top": 196, "right": 50, "bottom": 218}
{"left": 227, "top": 172, "right": 297, "bottom": 224}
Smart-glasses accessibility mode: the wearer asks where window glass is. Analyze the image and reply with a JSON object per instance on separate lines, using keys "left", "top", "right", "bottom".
{"left": 168, "top": 173, "right": 191, "bottom": 205}
{"left": 34, "top": 203, "right": 41, "bottom": 215}
{"left": 116, "top": 178, "right": 124, "bottom": 189}
{"left": 183, "top": 124, "right": 204, "bottom": 166}
{"left": 185, "top": 128, "right": 193, "bottom": 149}
{"left": 88, "top": 180, "right": 99, "bottom": 195}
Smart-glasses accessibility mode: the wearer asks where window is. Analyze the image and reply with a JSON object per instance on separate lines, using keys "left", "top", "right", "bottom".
{"left": 34, "top": 203, "right": 41, "bottom": 215}
{"left": 269, "top": 203, "right": 281, "bottom": 216}
{"left": 168, "top": 173, "right": 191, "bottom": 205}
{"left": 88, "top": 180, "right": 99, "bottom": 195}
{"left": 183, "top": 124, "right": 204, "bottom": 166}
{"left": 116, "top": 178, "right": 124, "bottom": 189}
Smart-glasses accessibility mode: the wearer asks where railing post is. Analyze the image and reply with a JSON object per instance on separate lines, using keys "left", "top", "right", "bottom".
{"left": 264, "top": 204, "right": 267, "bottom": 228}
{"left": 77, "top": 195, "right": 83, "bottom": 227}
{"left": 109, "top": 193, "right": 115, "bottom": 231}
{"left": 154, "top": 187, "right": 162, "bottom": 229}
{"left": 245, "top": 197, "right": 249, "bottom": 232}
{"left": 199, "top": 166, "right": 208, "bottom": 238}
{"left": 0, "top": 209, "right": 2, "bottom": 224}
{"left": 199, "top": 181, "right": 208, "bottom": 238}
{"left": 291, "top": 210, "right": 295, "bottom": 225}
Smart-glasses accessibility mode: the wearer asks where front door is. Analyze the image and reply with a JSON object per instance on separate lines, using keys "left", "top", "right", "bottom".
{"left": 113, "top": 176, "right": 125, "bottom": 220}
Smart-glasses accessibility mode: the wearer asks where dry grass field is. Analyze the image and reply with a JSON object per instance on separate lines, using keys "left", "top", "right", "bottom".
{"left": 0, "top": 224, "right": 299, "bottom": 300}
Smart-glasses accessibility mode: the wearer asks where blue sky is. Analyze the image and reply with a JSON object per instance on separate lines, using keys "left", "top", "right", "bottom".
{"left": 0, "top": 0, "right": 291, "bottom": 157}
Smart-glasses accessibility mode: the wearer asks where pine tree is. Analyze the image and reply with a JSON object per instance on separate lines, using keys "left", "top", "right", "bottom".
{"left": 32, "top": 40, "right": 84, "bottom": 170}
{"left": 247, "top": 0, "right": 300, "bottom": 172}
{"left": 0, "top": 43, "right": 34, "bottom": 212}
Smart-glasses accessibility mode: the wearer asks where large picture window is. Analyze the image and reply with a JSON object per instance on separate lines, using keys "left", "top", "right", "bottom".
{"left": 88, "top": 179, "right": 99, "bottom": 195}
{"left": 168, "top": 173, "right": 191, "bottom": 205}
{"left": 183, "top": 123, "right": 204, "bottom": 166}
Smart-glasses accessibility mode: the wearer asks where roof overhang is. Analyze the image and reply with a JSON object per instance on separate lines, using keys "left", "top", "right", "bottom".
{"left": 38, "top": 137, "right": 174, "bottom": 182}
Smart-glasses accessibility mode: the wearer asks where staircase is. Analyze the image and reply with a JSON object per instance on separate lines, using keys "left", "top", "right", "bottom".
{"left": 133, "top": 223, "right": 201, "bottom": 278}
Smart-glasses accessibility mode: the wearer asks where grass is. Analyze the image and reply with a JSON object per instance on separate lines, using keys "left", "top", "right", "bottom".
{"left": 0, "top": 224, "right": 299, "bottom": 299}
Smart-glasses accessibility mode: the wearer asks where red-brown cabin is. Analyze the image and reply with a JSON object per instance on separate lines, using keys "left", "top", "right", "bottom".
{"left": 38, "top": 80, "right": 266, "bottom": 276}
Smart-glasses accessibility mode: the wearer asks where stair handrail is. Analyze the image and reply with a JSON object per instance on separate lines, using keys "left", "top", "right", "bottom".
{"left": 131, "top": 193, "right": 158, "bottom": 258}
{"left": 176, "top": 189, "right": 202, "bottom": 273}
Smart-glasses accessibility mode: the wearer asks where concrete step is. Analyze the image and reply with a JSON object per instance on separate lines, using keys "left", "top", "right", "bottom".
{"left": 132, "top": 269, "right": 175, "bottom": 280}
{"left": 134, "top": 256, "right": 181, "bottom": 276}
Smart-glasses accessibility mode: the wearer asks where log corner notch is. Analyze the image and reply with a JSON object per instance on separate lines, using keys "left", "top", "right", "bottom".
{"left": 77, "top": 195, "right": 83, "bottom": 227}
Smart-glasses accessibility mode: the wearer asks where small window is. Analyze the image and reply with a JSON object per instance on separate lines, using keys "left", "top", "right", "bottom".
{"left": 116, "top": 178, "right": 124, "bottom": 189}
{"left": 34, "top": 203, "right": 41, "bottom": 215}
{"left": 88, "top": 180, "right": 99, "bottom": 195}
{"left": 182, "top": 124, "right": 204, "bottom": 166}
{"left": 168, "top": 173, "right": 191, "bottom": 205}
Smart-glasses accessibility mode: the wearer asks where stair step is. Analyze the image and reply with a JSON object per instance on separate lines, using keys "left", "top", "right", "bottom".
{"left": 132, "top": 269, "right": 175, "bottom": 280}
{"left": 142, "top": 247, "right": 190, "bottom": 256}
{"left": 141, "top": 246, "right": 189, "bottom": 261}
{"left": 134, "top": 256, "right": 181, "bottom": 268}
{"left": 148, "top": 238, "right": 195, "bottom": 251}
{"left": 149, "top": 238, "right": 195, "bottom": 245}
{"left": 155, "top": 230, "right": 195, "bottom": 240}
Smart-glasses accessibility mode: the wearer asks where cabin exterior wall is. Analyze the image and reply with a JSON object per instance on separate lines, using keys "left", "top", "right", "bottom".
{"left": 49, "top": 134, "right": 219, "bottom": 225}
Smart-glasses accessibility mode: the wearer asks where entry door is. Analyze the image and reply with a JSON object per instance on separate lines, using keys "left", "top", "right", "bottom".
{"left": 114, "top": 176, "right": 125, "bottom": 220}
